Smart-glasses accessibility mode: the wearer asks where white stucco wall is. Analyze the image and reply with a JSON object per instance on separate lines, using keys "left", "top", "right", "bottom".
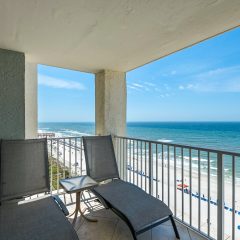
{"left": 95, "top": 70, "right": 126, "bottom": 136}
{"left": 0, "top": 48, "right": 37, "bottom": 139}
{"left": 25, "top": 60, "right": 38, "bottom": 139}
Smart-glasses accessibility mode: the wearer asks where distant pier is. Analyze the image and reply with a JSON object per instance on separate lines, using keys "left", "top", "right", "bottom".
{"left": 38, "top": 132, "right": 55, "bottom": 138}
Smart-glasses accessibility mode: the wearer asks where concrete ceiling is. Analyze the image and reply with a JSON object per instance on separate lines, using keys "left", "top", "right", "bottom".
{"left": 0, "top": 0, "right": 240, "bottom": 73}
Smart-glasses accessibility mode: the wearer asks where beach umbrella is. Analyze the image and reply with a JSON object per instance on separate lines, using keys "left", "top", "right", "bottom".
{"left": 177, "top": 183, "right": 188, "bottom": 190}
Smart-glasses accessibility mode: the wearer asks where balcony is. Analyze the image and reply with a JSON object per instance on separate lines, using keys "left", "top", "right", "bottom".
{"left": 57, "top": 191, "right": 207, "bottom": 240}
{"left": 1, "top": 2, "right": 240, "bottom": 239}
{"left": 43, "top": 135, "right": 240, "bottom": 240}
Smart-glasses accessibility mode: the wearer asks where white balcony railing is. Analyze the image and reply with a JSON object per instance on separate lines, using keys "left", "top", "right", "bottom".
{"left": 44, "top": 135, "right": 240, "bottom": 240}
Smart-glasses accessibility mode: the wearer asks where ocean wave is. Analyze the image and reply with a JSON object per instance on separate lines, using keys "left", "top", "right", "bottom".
{"left": 191, "top": 157, "right": 209, "bottom": 162}
{"left": 38, "top": 128, "right": 94, "bottom": 137}
{"left": 38, "top": 130, "right": 46, "bottom": 133}
{"left": 157, "top": 139, "right": 173, "bottom": 143}
{"left": 54, "top": 132, "right": 64, "bottom": 138}
{"left": 210, "top": 167, "right": 230, "bottom": 172}
{"left": 38, "top": 129, "right": 54, "bottom": 134}
{"left": 62, "top": 129, "right": 93, "bottom": 136}
{"left": 182, "top": 156, "right": 215, "bottom": 163}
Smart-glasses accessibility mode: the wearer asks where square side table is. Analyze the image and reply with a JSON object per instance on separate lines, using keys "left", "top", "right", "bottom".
{"left": 60, "top": 175, "right": 98, "bottom": 225}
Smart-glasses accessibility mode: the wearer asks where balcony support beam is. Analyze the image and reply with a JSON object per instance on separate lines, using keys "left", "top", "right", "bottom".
{"left": 95, "top": 70, "right": 126, "bottom": 136}
{"left": 0, "top": 48, "right": 37, "bottom": 139}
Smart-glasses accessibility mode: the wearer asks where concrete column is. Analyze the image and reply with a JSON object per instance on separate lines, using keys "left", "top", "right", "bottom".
{"left": 95, "top": 70, "right": 126, "bottom": 136}
{"left": 0, "top": 48, "right": 38, "bottom": 139}
{"left": 25, "top": 60, "right": 38, "bottom": 139}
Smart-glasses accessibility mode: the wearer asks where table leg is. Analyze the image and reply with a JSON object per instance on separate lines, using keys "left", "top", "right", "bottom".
{"left": 79, "top": 191, "right": 98, "bottom": 222}
{"left": 69, "top": 191, "right": 98, "bottom": 225}
{"left": 71, "top": 192, "right": 81, "bottom": 225}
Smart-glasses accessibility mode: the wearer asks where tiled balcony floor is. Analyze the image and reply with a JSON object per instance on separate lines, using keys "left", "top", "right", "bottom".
{"left": 59, "top": 192, "right": 208, "bottom": 240}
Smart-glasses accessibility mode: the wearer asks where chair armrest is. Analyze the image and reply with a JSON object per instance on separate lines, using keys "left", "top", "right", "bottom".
{"left": 52, "top": 195, "right": 69, "bottom": 216}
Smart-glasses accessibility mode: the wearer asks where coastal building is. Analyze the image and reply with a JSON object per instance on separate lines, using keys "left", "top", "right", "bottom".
{"left": 0, "top": 1, "right": 240, "bottom": 240}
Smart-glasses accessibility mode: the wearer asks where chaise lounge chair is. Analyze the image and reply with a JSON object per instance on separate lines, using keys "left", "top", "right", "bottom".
{"left": 82, "top": 135, "right": 180, "bottom": 240}
{"left": 0, "top": 139, "right": 78, "bottom": 240}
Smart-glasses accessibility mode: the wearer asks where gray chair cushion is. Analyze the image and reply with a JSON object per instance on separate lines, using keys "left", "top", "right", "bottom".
{"left": 83, "top": 136, "right": 119, "bottom": 182}
{"left": 0, "top": 196, "right": 78, "bottom": 240}
{"left": 94, "top": 179, "right": 172, "bottom": 233}
{"left": 0, "top": 139, "right": 50, "bottom": 201}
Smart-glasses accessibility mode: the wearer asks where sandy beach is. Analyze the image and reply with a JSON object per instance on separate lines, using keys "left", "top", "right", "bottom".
{"left": 125, "top": 153, "right": 240, "bottom": 239}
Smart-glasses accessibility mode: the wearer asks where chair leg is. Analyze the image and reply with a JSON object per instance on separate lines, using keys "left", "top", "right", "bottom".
{"left": 131, "top": 233, "right": 137, "bottom": 240}
{"left": 170, "top": 215, "right": 180, "bottom": 239}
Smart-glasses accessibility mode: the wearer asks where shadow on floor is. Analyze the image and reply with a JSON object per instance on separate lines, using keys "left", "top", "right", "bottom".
{"left": 61, "top": 192, "right": 207, "bottom": 240}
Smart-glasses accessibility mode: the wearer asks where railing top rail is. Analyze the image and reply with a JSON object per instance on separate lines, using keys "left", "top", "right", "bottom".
{"left": 42, "top": 136, "right": 82, "bottom": 140}
{"left": 115, "top": 135, "right": 240, "bottom": 157}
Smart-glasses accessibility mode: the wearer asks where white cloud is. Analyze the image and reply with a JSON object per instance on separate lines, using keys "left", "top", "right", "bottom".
{"left": 196, "top": 66, "right": 240, "bottom": 79}
{"left": 186, "top": 84, "right": 195, "bottom": 89}
{"left": 129, "top": 83, "right": 150, "bottom": 91}
{"left": 154, "top": 87, "right": 161, "bottom": 92}
{"left": 38, "top": 74, "right": 85, "bottom": 90}
{"left": 178, "top": 65, "right": 240, "bottom": 93}
{"left": 194, "top": 79, "right": 240, "bottom": 92}
{"left": 132, "top": 83, "right": 144, "bottom": 88}
{"left": 127, "top": 85, "right": 143, "bottom": 91}
{"left": 144, "top": 82, "right": 156, "bottom": 87}
{"left": 159, "top": 93, "right": 172, "bottom": 98}
{"left": 164, "top": 84, "right": 170, "bottom": 90}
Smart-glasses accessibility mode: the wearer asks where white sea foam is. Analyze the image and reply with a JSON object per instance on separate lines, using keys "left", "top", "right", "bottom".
{"left": 38, "top": 130, "right": 45, "bottom": 133}
{"left": 183, "top": 156, "right": 214, "bottom": 163}
{"left": 39, "top": 128, "right": 50, "bottom": 131}
{"left": 39, "top": 127, "right": 94, "bottom": 138}
{"left": 62, "top": 129, "right": 93, "bottom": 136}
{"left": 54, "top": 132, "right": 64, "bottom": 138}
{"left": 157, "top": 139, "right": 173, "bottom": 143}
{"left": 38, "top": 129, "right": 55, "bottom": 135}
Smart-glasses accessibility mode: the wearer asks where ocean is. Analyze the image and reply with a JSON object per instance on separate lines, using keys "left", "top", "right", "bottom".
{"left": 39, "top": 122, "right": 240, "bottom": 153}
{"left": 39, "top": 122, "right": 240, "bottom": 180}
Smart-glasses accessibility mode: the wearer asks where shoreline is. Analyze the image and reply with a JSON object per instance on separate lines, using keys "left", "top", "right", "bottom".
{"left": 39, "top": 129, "right": 240, "bottom": 182}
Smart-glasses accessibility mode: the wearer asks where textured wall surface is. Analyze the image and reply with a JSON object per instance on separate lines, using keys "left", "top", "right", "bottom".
{"left": 95, "top": 70, "right": 126, "bottom": 136}
{"left": 1, "top": 1, "right": 240, "bottom": 72}
{"left": 0, "top": 48, "right": 25, "bottom": 139}
{"left": 25, "top": 60, "right": 38, "bottom": 139}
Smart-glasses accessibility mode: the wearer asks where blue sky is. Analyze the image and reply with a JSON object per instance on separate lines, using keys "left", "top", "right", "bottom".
{"left": 38, "top": 27, "right": 240, "bottom": 122}
{"left": 38, "top": 66, "right": 95, "bottom": 122}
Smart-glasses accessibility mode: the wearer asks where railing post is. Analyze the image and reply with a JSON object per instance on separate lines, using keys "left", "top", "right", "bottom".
{"left": 217, "top": 152, "right": 224, "bottom": 240}
{"left": 148, "top": 142, "right": 153, "bottom": 195}
{"left": 123, "top": 138, "right": 128, "bottom": 181}
{"left": 49, "top": 139, "right": 53, "bottom": 194}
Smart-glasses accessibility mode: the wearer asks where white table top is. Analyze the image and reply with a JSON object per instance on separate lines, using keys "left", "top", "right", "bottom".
{"left": 60, "top": 175, "right": 98, "bottom": 193}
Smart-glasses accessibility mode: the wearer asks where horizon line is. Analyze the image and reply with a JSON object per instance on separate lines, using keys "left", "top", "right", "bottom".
{"left": 39, "top": 120, "right": 240, "bottom": 123}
